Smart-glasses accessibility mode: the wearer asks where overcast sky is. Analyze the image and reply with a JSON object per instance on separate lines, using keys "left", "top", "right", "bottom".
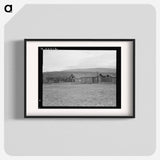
{"left": 43, "top": 50, "right": 116, "bottom": 72}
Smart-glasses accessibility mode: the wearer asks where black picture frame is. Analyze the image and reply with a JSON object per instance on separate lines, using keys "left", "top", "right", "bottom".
{"left": 24, "top": 39, "right": 135, "bottom": 118}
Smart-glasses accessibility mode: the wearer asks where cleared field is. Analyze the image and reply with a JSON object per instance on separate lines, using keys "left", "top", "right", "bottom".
{"left": 43, "top": 83, "right": 116, "bottom": 107}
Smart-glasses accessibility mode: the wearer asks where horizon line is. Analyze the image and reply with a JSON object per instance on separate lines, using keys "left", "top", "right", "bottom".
{"left": 43, "top": 67, "right": 116, "bottom": 72}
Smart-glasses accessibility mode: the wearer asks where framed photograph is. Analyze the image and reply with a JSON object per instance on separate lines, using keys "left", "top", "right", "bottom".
{"left": 25, "top": 39, "right": 135, "bottom": 118}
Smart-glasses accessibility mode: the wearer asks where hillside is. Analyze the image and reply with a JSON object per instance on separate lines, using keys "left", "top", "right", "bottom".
{"left": 63, "top": 68, "right": 116, "bottom": 73}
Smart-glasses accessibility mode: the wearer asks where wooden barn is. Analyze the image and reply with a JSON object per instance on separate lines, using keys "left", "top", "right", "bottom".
{"left": 99, "top": 74, "right": 116, "bottom": 83}
{"left": 70, "top": 73, "right": 116, "bottom": 84}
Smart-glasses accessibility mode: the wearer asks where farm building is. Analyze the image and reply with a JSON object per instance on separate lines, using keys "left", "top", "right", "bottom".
{"left": 99, "top": 74, "right": 116, "bottom": 83}
{"left": 71, "top": 73, "right": 116, "bottom": 84}
{"left": 43, "top": 72, "right": 116, "bottom": 84}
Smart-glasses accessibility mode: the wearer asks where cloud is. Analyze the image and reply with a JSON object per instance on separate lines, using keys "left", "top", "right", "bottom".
{"left": 43, "top": 50, "right": 116, "bottom": 71}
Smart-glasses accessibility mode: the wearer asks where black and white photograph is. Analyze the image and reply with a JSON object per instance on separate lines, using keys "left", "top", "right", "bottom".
{"left": 39, "top": 47, "right": 121, "bottom": 108}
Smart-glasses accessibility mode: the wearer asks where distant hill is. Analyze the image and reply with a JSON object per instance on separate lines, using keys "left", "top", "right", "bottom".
{"left": 62, "top": 68, "right": 116, "bottom": 73}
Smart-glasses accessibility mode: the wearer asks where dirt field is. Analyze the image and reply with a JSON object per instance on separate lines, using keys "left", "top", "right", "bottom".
{"left": 43, "top": 83, "right": 116, "bottom": 107}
